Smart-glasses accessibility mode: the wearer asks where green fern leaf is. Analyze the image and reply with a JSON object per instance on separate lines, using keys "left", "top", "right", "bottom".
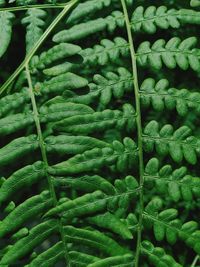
{"left": 0, "top": 161, "right": 45, "bottom": 205}
{"left": 36, "top": 72, "right": 88, "bottom": 94}
{"left": 0, "top": 220, "right": 58, "bottom": 265}
{"left": 49, "top": 67, "right": 133, "bottom": 107}
{"left": 53, "top": 104, "right": 136, "bottom": 135}
{"left": 30, "top": 43, "right": 81, "bottom": 74}
{"left": 190, "top": 0, "right": 200, "bottom": 7}
{"left": 69, "top": 251, "right": 100, "bottom": 267}
{"left": 86, "top": 212, "right": 133, "bottom": 240}
{"left": 22, "top": 9, "right": 47, "bottom": 53}
{"left": 53, "top": 174, "right": 115, "bottom": 194}
{"left": 141, "top": 241, "right": 181, "bottom": 267}
{"left": 0, "top": 112, "right": 34, "bottom": 136}
{"left": 53, "top": 11, "right": 124, "bottom": 43}
{"left": 40, "top": 102, "right": 94, "bottom": 123}
{"left": 0, "top": 191, "right": 52, "bottom": 238}
{"left": 48, "top": 138, "right": 137, "bottom": 175}
{"left": 44, "top": 190, "right": 107, "bottom": 219}
{"left": 0, "top": 135, "right": 38, "bottom": 167}
{"left": 45, "top": 135, "right": 108, "bottom": 154}
{"left": 80, "top": 37, "right": 129, "bottom": 67}
{"left": 66, "top": 0, "right": 112, "bottom": 24}
{"left": 63, "top": 226, "right": 130, "bottom": 256}
{"left": 145, "top": 158, "right": 200, "bottom": 202}
{"left": 140, "top": 78, "right": 200, "bottom": 115}
{"left": 25, "top": 242, "right": 63, "bottom": 267}
{"left": 131, "top": 6, "right": 200, "bottom": 34}
{"left": 143, "top": 121, "right": 200, "bottom": 164}
{"left": 137, "top": 37, "right": 200, "bottom": 71}
{"left": 87, "top": 254, "right": 134, "bottom": 267}
{"left": 144, "top": 205, "right": 200, "bottom": 254}
{"left": 0, "top": 11, "right": 15, "bottom": 58}
{"left": 0, "top": 88, "right": 29, "bottom": 118}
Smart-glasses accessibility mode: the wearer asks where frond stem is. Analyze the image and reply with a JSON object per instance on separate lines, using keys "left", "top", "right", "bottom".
{"left": 120, "top": 1, "right": 144, "bottom": 266}
{"left": 0, "top": 0, "right": 78, "bottom": 95}
{"left": 0, "top": 3, "right": 69, "bottom": 12}
{"left": 25, "top": 63, "right": 71, "bottom": 266}
{"left": 191, "top": 255, "right": 199, "bottom": 267}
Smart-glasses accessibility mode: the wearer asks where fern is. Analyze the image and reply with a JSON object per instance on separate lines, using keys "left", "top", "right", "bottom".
{"left": 22, "top": 8, "right": 47, "bottom": 53}
{"left": 0, "top": 0, "right": 200, "bottom": 266}
{"left": 0, "top": 11, "right": 15, "bottom": 57}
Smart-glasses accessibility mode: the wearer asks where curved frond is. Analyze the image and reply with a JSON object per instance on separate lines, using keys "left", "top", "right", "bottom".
{"left": 140, "top": 78, "right": 200, "bottom": 115}
{"left": 131, "top": 6, "right": 200, "bottom": 34}
{"left": 21, "top": 8, "right": 47, "bottom": 53}
{"left": 0, "top": 11, "right": 15, "bottom": 58}
{"left": 143, "top": 121, "right": 200, "bottom": 164}
{"left": 137, "top": 37, "right": 200, "bottom": 71}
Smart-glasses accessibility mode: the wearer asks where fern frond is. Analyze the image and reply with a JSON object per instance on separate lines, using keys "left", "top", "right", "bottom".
{"left": 0, "top": 11, "right": 15, "bottom": 58}
{"left": 143, "top": 121, "right": 200, "bottom": 164}
{"left": 66, "top": 0, "right": 133, "bottom": 25}
{"left": 145, "top": 158, "right": 200, "bottom": 202}
{"left": 53, "top": 6, "right": 200, "bottom": 44}
{"left": 0, "top": 102, "right": 94, "bottom": 136}
{"left": 45, "top": 135, "right": 108, "bottom": 154}
{"left": 140, "top": 78, "right": 200, "bottom": 115}
{"left": 87, "top": 254, "right": 134, "bottom": 267}
{"left": 53, "top": 174, "right": 115, "bottom": 194}
{"left": 55, "top": 68, "right": 132, "bottom": 107}
{"left": 21, "top": 8, "right": 47, "bottom": 53}
{"left": 49, "top": 138, "right": 138, "bottom": 175}
{"left": 190, "top": 0, "right": 200, "bottom": 7}
{"left": 0, "top": 219, "right": 58, "bottom": 265}
{"left": 63, "top": 225, "right": 130, "bottom": 256}
{"left": 0, "top": 161, "right": 45, "bottom": 205}
{"left": 36, "top": 72, "right": 88, "bottom": 94}
{"left": 1, "top": 0, "right": 199, "bottom": 265}
{"left": 0, "top": 135, "right": 38, "bottom": 167}
{"left": 53, "top": 175, "right": 138, "bottom": 216}
{"left": 42, "top": 61, "right": 75, "bottom": 76}
{"left": 0, "top": 191, "right": 52, "bottom": 238}
{"left": 69, "top": 251, "right": 100, "bottom": 267}
{"left": 131, "top": 6, "right": 200, "bottom": 34}
{"left": 25, "top": 242, "right": 63, "bottom": 267}
{"left": 30, "top": 42, "right": 81, "bottom": 74}
{"left": 53, "top": 11, "right": 124, "bottom": 43}
{"left": 144, "top": 204, "right": 200, "bottom": 254}
{"left": 88, "top": 67, "right": 133, "bottom": 107}
{"left": 44, "top": 190, "right": 107, "bottom": 219}
{"left": 53, "top": 104, "right": 136, "bottom": 135}
{"left": 141, "top": 241, "right": 181, "bottom": 267}
{"left": 80, "top": 37, "right": 129, "bottom": 67}
{"left": 86, "top": 212, "right": 133, "bottom": 240}
{"left": 137, "top": 37, "right": 200, "bottom": 71}
{"left": 66, "top": 0, "right": 112, "bottom": 24}
{"left": 0, "top": 88, "right": 29, "bottom": 118}
{"left": 0, "top": 112, "right": 34, "bottom": 136}
{"left": 40, "top": 102, "right": 93, "bottom": 122}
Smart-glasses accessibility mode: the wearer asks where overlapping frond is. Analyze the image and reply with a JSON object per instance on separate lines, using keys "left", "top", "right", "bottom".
{"left": 0, "top": 0, "right": 199, "bottom": 266}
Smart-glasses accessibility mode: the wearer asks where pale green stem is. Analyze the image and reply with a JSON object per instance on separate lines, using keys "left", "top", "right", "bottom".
{"left": 0, "top": 0, "right": 78, "bottom": 95}
{"left": 120, "top": 1, "right": 144, "bottom": 266}
{"left": 25, "top": 63, "right": 70, "bottom": 266}
{"left": 191, "top": 255, "right": 199, "bottom": 267}
{"left": 0, "top": 3, "right": 68, "bottom": 12}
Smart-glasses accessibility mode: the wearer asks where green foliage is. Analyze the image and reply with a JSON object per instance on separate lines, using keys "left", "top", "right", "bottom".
{"left": 137, "top": 37, "right": 200, "bottom": 71}
{"left": 140, "top": 78, "right": 200, "bottom": 115}
{"left": 0, "top": 11, "right": 15, "bottom": 58}
{"left": 131, "top": 6, "right": 200, "bottom": 33}
{"left": 22, "top": 8, "right": 47, "bottom": 53}
{"left": 143, "top": 121, "right": 200, "bottom": 164}
{"left": 0, "top": 0, "right": 199, "bottom": 266}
